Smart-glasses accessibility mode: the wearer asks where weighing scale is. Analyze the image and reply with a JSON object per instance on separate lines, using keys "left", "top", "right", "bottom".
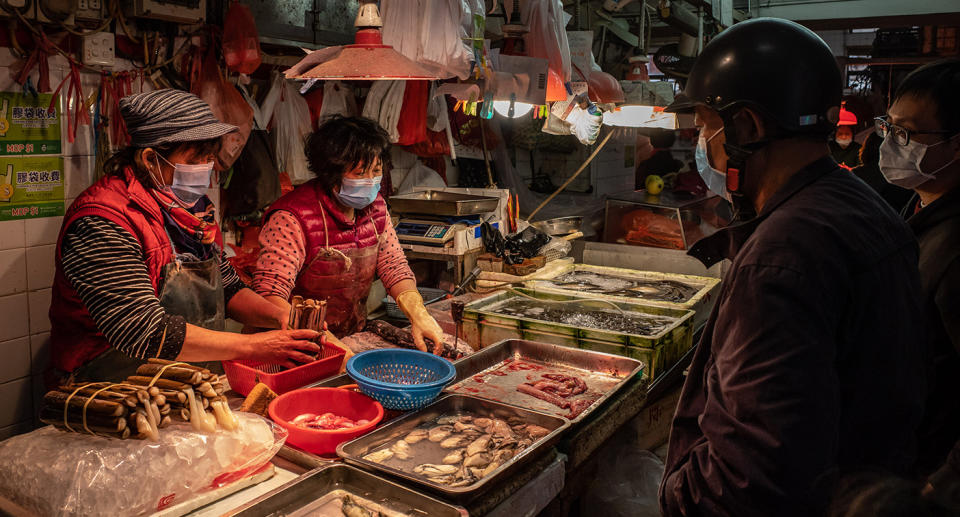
{"left": 394, "top": 216, "right": 482, "bottom": 246}
{"left": 390, "top": 190, "right": 500, "bottom": 247}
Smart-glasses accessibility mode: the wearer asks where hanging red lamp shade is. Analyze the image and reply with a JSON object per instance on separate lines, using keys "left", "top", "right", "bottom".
{"left": 290, "top": 1, "right": 438, "bottom": 81}
{"left": 587, "top": 70, "right": 625, "bottom": 104}
{"left": 837, "top": 103, "right": 858, "bottom": 126}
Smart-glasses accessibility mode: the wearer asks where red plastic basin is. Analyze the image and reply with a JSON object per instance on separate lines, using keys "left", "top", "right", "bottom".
{"left": 268, "top": 387, "right": 384, "bottom": 456}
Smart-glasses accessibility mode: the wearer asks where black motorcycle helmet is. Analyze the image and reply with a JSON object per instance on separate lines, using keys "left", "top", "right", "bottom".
{"left": 666, "top": 17, "right": 841, "bottom": 213}
{"left": 666, "top": 17, "right": 841, "bottom": 135}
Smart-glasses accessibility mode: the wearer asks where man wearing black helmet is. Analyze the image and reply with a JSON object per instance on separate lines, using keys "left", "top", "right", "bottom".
{"left": 659, "top": 18, "right": 925, "bottom": 516}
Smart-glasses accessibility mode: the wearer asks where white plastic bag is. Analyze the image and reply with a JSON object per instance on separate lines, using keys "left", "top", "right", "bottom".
{"left": 381, "top": 0, "right": 477, "bottom": 80}
{"left": 267, "top": 73, "right": 314, "bottom": 184}
{"left": 395, "top": 161, "right": 446, "bottom": 194}
{"left": 566, "top": 104, "right": 603, "bottom": 145}
{"left": 0, "top": 413, "right": 285, "bottom": 517}
{"left": 523, "top": 0, "right": 572, "bottom": 84}
{"left": 362, "top": 80, "right": 406, "bottom": 143}
{"left": 318, "top": 80, "right": 358, "bottom": 121}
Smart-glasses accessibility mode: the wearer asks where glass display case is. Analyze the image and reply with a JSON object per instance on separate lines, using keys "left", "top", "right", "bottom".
{"left": 603, "top": 190, "right": 732, "bottom": 250}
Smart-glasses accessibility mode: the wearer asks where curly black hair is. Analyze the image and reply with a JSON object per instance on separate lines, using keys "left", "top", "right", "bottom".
{"left": 304, "top": 115, "right": 391, "bottom": 193}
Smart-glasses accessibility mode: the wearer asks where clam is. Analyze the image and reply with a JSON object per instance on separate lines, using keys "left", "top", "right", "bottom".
{"left": 363, "top": 448, "right": 394, "bottom": 463}
{"left": 464, "top": 452, "right": 493, "bottom": 468}
{"left": 428, "top": 474, "right": 456, "bottom": 485}
{"left": 414, "top": 463, "right": 459, "bottom": 476}
{"left": 524, "top": 424, "right": 550, "bottom": 440}
{"left": 442, "top": 448, "right": 465, "bottom": 465}
{"left": 466, "top": 435, "right": 492, "bottom": 456}
{"left": 453, "top": 421, "right": 480, "bottom": 433}
{"left": 391, "top": 440, "right": 412, "bottom": 460}
{"left": 437, "top": 414, "right": 470, "bottom": 425}
{"left": 490, "top": 419, "right": 513, "bottom": 437}
{"left": 495, "top": 448, "right": 516, "bottom": 462}
{"left": 440, "top": 434, "right": 472, "bottom": 449}
{"left": 481, "top": 460, "right": 502, "bottom": 477}
{"left": 428, "top": 425, "right": 453, "bottom": 442}
{"left": 403, "top": 428, "right": 428, "bottom": 444}
{"left": 474, "top": 417, "right": 492, "bottom": 428}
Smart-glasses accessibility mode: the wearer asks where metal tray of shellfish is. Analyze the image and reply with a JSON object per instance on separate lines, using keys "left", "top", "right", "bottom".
{"left": 444, "top": 339, "right": 645, "bottom": 424}
{"left": 226, "top": 463, "right": 465, "bottom": 516}
{"left": 337, "top": 394, "right": 568, "bottom": 501}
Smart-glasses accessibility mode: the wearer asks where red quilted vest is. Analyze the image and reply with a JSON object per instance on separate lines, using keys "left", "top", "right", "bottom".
{"left": 49, "top": 167, "right": 174, "bottom": 373}
{"left": 265, "top": 180, "right": 388, "bottom": 335}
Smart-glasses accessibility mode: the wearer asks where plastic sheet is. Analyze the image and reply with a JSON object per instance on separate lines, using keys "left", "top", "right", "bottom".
{"left": 265, "top": 73, "right": 313, "bottom": 184}
{"left": 0, "top": 413, "right": 285, "bottom": 517}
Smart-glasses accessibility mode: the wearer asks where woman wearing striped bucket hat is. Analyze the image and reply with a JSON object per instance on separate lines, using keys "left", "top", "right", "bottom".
{"left": 47, "top": 89, "right": 321, "bottom": 384}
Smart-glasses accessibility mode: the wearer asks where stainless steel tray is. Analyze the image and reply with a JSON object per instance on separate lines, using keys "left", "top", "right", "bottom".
{"left": 226, "top": 463, "right": 464, "bottom": 516}
{"left": 445, "top": 339, "right": 644, "bottom": 424}
{"left": 532, "top": 216, "right": 583, "bottom": 236}
{"left": 337, "top": 394, "right": 568, "bottom": 502}
{"left": 390, "top": 190, "right": 500, "bottom": 216}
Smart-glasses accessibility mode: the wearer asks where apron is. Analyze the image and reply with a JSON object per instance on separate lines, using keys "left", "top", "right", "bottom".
{"left": 293, "top": 202, "right": 381, "bottom": 338}
{"left": 69, "top": 234, "right": 225, "bottom": 383}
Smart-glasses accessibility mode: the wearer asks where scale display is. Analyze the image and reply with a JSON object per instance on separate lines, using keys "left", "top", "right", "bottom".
{"left": 395, "top": 219, "right": 459, "bottom": 246}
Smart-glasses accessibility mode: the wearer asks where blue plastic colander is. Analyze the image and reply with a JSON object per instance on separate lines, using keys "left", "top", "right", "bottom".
{"left": 346, "top": 349, "right": 456, "bottom": 411}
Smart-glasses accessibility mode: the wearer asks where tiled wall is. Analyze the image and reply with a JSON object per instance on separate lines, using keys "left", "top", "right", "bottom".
{"left": 0, "top": 51, "right": 109, "bottom": 440}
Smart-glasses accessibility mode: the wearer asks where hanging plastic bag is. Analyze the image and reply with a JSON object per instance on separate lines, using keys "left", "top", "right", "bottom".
{"left": 191, "top": 47, "right": 253, "bottom": 169}
{"left": 267, "top": 73, "right": 313, "bottom": 185}
{"left": 318, "top": 81, "right": 357, "bottom": 121}
{"left": 381, "top": 0, "right": 476, "bottom": 80}
{"left": 395, "top": 160, "right": 446, "bottom": 194}
{"left": 524, "top": 0, "right": 572, "bottom": 100}
{"left": 362, "top": 80, "right": 405, "bottom": 143}
{"left": 396, "top": 80, "right": 428, "bottom": 146}
{"left": 222, "top": 1, "right": 262, "bottom": 74}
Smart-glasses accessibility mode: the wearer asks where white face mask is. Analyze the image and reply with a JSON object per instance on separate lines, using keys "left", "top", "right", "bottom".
{"left": 155, "top": 154, "right": 214, "bottom": 206}
{"left": 695, "top": 128, "right": 732, "bottom": 202}
{"left": 835, "top": 136, "right": 852, "bottom": 148}
{"left": 879, "top": 132, "right": 959, "bottom": 189}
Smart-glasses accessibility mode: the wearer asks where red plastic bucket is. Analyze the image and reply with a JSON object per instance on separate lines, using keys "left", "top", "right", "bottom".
{"left": 268, "top": 387, "right": 383, "bottom": 456}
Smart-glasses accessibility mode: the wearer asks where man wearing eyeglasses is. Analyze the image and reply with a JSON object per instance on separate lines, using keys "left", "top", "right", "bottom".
{"left": 659, "top": 18, "right": 925, "bottom": 516}
{"left": 882, "top": 58, "right": 960, "bottom": 509}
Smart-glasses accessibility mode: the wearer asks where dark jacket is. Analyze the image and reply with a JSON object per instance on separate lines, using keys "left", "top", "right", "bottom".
{"left": 908, "top": 187, "right": 960, "bottom": 479}
{"left": 659, "top": 157, "right": 925, "bottom": 517}
{"left": 828, "top": 140, "right": 861, "bottom": 169}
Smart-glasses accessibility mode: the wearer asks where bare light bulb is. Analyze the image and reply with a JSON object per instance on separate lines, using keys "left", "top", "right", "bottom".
{"left": 492, "top": 100, "right": 534, "bottom": 118}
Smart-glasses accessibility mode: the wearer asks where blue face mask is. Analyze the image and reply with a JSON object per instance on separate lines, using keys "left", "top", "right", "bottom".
{"left": 336, "top": 176, "right": 382, "bottom": 209}
{"left": 695, "top": 130, "right": 732, "bottom": 202}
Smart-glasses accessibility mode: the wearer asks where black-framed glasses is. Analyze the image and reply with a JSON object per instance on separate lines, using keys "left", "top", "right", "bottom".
{"left": 874, "top": 117, "right": 954, "bottom": 146}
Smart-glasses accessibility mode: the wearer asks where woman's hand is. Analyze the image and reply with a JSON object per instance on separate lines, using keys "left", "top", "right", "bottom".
{"left": 244, "top": 329, "right": 321, "bottom": 369}
{"left": 395, "top": 289, "right": 445, "bottom": 354}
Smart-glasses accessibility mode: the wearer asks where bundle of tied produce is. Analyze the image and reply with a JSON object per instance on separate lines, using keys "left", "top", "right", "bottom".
{"left": 41, "top": 359, "right": 241, "bottom": 440}
{"left": 126, "top": 359, "right": 239, "bottom": 434}
{"left": 288, "top": 295, "right": 327, "bottom": 333}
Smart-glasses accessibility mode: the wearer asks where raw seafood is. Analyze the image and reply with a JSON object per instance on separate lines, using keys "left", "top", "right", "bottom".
{"left": 341, "top": 494, "right": 378, "bottom": 517}
{"left": 517, "top": 373, "right": 600, "bottom": 419}
{"left": 291, "top": 412, "right": 369, "bottom": 431}
{"left": 390, "top": 440, "right": 413, "bottom": 460}
{"left": 403, "top": 429, "right": 428, "bottom": 444}
{"left": 489, "top": 298, "right": 678, "bottom": 336}
{"left": 363, "top": 449, "right": 394, "bottom": 463}
{"left": 358, "top": 411, "right": 554, "bottom": 488}
{"left": 364, "top": 320, "right": 463, "bottom": 359}
{"left": 442, "top": 449, "right": 465, "bottom": 464}
{"left": 546, "top": 271, "right": 699, "bottom": 303}
{"left": 428, "top": 425, "right": 453, "bottom": 442}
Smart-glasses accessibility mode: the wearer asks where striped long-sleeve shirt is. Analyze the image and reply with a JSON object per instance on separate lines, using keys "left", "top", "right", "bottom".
{"left": 60, "top": 216, "right": 246, "bottom": 360}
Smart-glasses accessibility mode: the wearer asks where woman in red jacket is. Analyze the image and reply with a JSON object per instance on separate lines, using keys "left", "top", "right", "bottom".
{"left": 49, "top": 89, "right": 319, "bottom": 384}
{"left": 252, "top": 116, "right": 444, "bottom": 353}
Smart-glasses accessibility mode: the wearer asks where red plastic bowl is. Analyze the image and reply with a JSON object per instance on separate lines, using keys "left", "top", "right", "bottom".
{"left": 268, "top": 387, "right": 384, "bottom": 456}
